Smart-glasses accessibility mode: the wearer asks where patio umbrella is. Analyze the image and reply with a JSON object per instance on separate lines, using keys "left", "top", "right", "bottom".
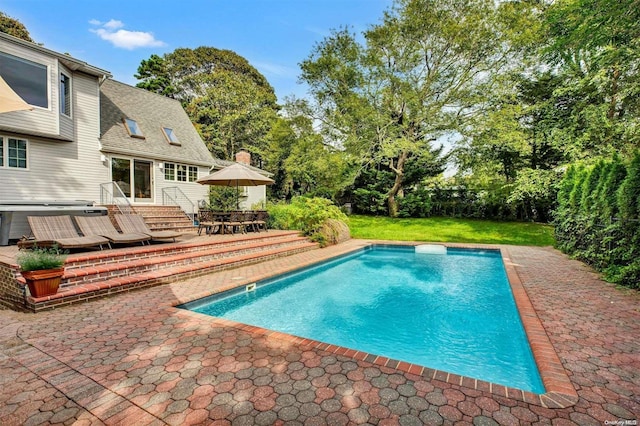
{"left": 0, "top": 75, "right": 33, "bottom": 114}
{"left": 197, "top": 163, "right": 274, "bottom": 209}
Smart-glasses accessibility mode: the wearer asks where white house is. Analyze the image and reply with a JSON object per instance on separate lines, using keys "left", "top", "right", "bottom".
{"left": 0, "top": 32, "right": 270, "bottom": 242}
{"left": 99, "top": 79, "right": 213, "bottom": 208}
{"left": 0, "top": 32, "right": 111, "bottom": 202}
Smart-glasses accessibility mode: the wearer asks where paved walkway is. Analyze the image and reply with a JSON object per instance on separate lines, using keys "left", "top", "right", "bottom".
{"left": 0, "top": 241, "right": 638, "bottom": 425}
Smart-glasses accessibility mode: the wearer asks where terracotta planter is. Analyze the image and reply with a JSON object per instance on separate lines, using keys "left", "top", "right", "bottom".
{"left": 21, "top": 268, "right": 64, "bottom": 298}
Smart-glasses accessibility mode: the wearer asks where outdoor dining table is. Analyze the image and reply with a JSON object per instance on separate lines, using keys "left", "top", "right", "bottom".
{"left": 203, "top": 211, "right": 231, "bottom": 235}
{"left": 202, "top": 211, "right": 248, "bottom": 235}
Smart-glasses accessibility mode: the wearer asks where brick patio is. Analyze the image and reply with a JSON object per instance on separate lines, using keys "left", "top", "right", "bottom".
{"left": 0, "top": 240, "right": 638, "bottom": 425}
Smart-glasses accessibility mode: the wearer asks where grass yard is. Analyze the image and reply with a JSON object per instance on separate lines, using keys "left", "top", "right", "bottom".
{"left": 348, "top": 215, "right": 555, "bottom": 246}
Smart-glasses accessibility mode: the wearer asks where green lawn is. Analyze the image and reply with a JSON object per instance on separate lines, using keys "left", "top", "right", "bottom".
{"left": 348, "top": 215, "right": 555, "bottom": 246}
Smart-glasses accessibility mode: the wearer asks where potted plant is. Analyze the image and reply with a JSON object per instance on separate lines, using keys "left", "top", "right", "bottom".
{"left": 16, "top": 245, "right": 67, "bottom": 297}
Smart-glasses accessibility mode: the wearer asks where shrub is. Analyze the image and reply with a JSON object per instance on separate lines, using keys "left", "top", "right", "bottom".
{"left": 16, "top": 246, "right": 67, "bottom": 271}
{"left": 617, "top": 153, "right": 640, "bottom": 221}
{"left": 314, "top": 218, "right": 350, "bottom": 246}
{"left": 506, "top": 168, "right": 561, "bottom": 222}
{"left": 267, "top": 197, "right": 349, "bottom": 246}
{"left": 397, "top": 188, "right": 433, "bottom": 218}
{"left": 351, "top": 187, "right": 388, "bottom": 215}
{"left": 554, "top": 152, "right": 640, "bottom": 289}
{"left": 208, "top": 186, "right": 238, "bottom": 211}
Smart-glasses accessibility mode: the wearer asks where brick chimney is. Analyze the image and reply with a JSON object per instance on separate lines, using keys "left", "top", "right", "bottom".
{"left": 235, "top": 150, "right": 251, "bottom": 165}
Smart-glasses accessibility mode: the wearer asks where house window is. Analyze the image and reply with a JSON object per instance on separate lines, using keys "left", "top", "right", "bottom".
{"left": 177, "top": 164, "right": 187, "bottom": 182}
{"left": 0, "top": 52, "right": 48, "bottom": 108}
{"left": 0, "top": 137, "right": 28, "bottom": 168}
{"left": 123, "top": 118, "right": 144, "bottom": 138}
{"left": 60, "top": 73, "right": 71, "bottom": 116}
{"left": 164, "top": 163, "right": 175, "bottom": 180}
{"left": 163, "top": 163, "right": 198, "bottom": 182}
{"left": 188, "top": 166, "right": 198, "bottom": 182}
{"left": 162, "top": 127, "right": 180, "bottom": 145}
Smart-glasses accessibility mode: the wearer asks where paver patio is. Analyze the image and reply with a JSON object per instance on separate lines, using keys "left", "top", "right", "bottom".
{"left": 0, "top": 240, "right": 638, "bottom": 425}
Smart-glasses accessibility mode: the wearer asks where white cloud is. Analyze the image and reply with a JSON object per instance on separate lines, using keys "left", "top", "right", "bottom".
{"left": 89, "top": 19, "right": 165, "bottom": 50}
{"left": 103, "top": 19, "right": 125, "bottom": 30}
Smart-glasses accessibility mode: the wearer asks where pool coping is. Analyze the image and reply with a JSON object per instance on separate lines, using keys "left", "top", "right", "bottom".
{"left": 171, "top": 239, "right": 578, "bottom": 409}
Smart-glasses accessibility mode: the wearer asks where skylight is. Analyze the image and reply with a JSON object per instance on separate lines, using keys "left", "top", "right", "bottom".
{"left": 124, "top": 118, "right": 144, "bottom": 138}
{"left": 162, "top": 127, "right": 180, "bottom": 145}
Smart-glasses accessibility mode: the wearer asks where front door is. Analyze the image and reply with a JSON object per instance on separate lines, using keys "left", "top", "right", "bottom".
{"left": 111, "top": 157, "right": 154, "bottom": 203}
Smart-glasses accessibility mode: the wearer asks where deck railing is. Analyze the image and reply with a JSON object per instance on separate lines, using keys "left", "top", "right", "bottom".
{"left": 99, "top": 182, "right": 134, "bottom": 215}
{"left": 162, "top": 187, "right": 196, "bottom": 224}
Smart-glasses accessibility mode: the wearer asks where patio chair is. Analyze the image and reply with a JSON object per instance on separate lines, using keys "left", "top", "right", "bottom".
{"left": 27, "top": 215, "right": 110, "bottom": 250}
{"left": 115, "top": 214, "right": 182, "bottom": 242}
{"left": 74, "top": 215, "right": 151, "bottom": 246}
{"left": 224, "top": 211, "right": 247, "bottom": 234}
{"left": 197, "top": 209, "right": 225, "bottom": 235}
{"left": 240, "top": 211, "right": 258, "bottom": 233}
{"left": 254, "top": 210, "right": 269, "bottom": 232}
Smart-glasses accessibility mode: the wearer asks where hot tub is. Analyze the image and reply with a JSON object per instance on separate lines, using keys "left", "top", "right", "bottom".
{"left": 0, "top": 200, "right": 108, "bottom": 245}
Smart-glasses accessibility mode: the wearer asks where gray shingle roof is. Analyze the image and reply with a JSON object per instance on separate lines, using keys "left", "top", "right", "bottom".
{"left": 99, "top": 79, "right": 214, "bottom": 167}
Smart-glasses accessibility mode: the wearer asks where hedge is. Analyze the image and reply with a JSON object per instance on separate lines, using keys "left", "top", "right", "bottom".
{"left": 554, "top": 153, "right": 639, "bottom": 289}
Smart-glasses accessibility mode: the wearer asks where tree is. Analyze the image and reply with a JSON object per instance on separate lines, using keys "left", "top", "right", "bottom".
{"left": 134, "top": 54, "right": 174, "bottom": 97}
{"left": 184, "top": 69, "right": 277, "bottom": 161}
{"left": 166, "top": 47, "right": 273, "bottom": 103}
{"left": 0, "top": 12, "right": 33, "bottom": 42}
{"left": 263, "top": 98, "right": 348, "bottom": 200}
{"left": 300, "top": 0, "right": 510, "bottom": 216}
{"left": 542, "top": 0, "right": 640, "bottom": 159}
{"left": 135, "top": 47, "right": 279, "bottom": 163}
{"left": 452, "top": 0, "right": 640, "bottom": 221}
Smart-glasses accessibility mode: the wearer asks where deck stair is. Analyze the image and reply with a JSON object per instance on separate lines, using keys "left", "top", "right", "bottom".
{"left": 18, "top": 230, "right": 317, "bottom": 312}
{"left": 132, "top": 205, "right": 196, "bottom": 233}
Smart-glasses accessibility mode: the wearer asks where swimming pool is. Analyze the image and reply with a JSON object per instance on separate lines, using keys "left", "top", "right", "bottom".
{"left": 181, "top": 245, "right": 545, "bottom": 394}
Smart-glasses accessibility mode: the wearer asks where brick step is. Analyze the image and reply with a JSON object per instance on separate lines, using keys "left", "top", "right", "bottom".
{"left": 133, "top": 206, "right": 184, "bottom": 212}
{"left": 102, "top": 206, "right": 185, "bottom": 215}
{"left": 142, "top": 215, "right": 193, "bottom": 221}
{"left": 26, "top": 241, "right": 319, "bottom": 312}
{"left": 148, "top": 225, "right": 198, "bottom": 232}
{"left": 136, "top": 207, "right": 194, "bottom": 233}
{"left": 60, "top": 236, "right": 311, "bottom": 286}
{"left": 146, "top": 221, "right": 195, "bottom": 229}
{"left": 62, "top": 231, "right": 302, "bottom": 269}
{"left": 145, "top": 219, "right": 194, "bottom": 228}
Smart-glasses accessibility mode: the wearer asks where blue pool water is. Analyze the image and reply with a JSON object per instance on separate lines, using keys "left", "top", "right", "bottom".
{"left": 183, "top": 246, "right": 545, "bottom": 393}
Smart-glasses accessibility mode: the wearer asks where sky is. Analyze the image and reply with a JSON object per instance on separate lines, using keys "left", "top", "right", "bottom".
{"left": 1, "top": 0, "right": 392, "bottom": 102}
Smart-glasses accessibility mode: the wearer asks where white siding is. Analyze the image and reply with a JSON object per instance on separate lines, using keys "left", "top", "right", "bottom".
{"left": 0, "top": 40, "right": 59, "bottom": 136}
{"left": 154, "top": 163, "right": 209, "bottom": 215}
{"left": 0, "top": 73, "right": 107, "bottom": 202}
{"left": 242, "top": 185, "right": 267, "bottom": 210}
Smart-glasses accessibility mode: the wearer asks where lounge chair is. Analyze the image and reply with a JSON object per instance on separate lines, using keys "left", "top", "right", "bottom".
{"left": 27, "top": 215, "right": 110, "bottom": 250}
{"left": 115, "top": 214, "right": 182, "bottom": 242}
{"left": 74, "top": 216, "right": 151, "bottom": 246}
